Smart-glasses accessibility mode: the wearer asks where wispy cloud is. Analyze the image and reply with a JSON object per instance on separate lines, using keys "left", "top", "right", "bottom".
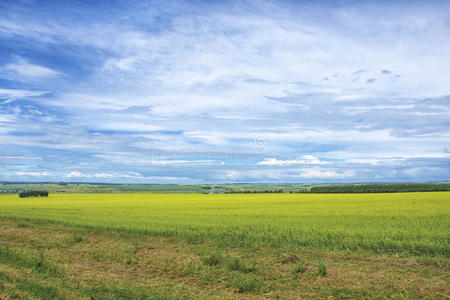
{"left": 3, "top": 58, "right": 62, "bottom": 79}
{"left": 0, "top": 0, "right": 449, "bottom": 183}
{"left": 0, "top": 88, "right": 49, "bottom": 104}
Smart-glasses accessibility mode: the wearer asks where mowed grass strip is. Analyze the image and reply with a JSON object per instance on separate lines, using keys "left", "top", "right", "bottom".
{"left": 0, "top": 192, "right": 449, "bottom": 256}
{"left": 0, "top": 220, "right": 448, "bottom": 299}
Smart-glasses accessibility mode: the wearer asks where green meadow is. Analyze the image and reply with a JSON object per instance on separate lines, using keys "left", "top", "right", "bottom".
{"left": 1, "top": 192, "right": 448, "bottom": 256}
{"left": 0, "top": 192, "right": 449, "bottom": 298}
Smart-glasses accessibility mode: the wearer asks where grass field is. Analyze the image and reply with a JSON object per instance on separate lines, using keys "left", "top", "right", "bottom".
{"left": 0, "top": 192, "right": 449, "bottom": 298}
{"left": 1, "top": 192, "right": 448, "bottom": 256}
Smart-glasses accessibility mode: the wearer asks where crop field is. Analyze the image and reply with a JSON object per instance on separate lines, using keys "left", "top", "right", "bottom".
{"left": 0, "top": 192, "right": 449, "bottom": 298}
{"left": 1, "top": 192, "right": 449, "bottom": 256}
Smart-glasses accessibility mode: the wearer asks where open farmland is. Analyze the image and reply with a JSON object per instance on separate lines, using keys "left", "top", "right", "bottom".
{"left": 0, "top": 192, "right": 449, "bottom": 256}
{"left": 0, "top": 192, "right": 449, "bottom": 298}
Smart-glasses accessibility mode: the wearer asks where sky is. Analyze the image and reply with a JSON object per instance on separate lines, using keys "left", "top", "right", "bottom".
{"left": 0, "top": 0, "right": 449, "bottom": 183}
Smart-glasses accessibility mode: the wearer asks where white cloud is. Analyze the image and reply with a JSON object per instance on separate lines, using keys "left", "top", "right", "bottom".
{"left": 15, "top": 171, "right": 50, "bottom": 177}
{"left": 66, "top": 171, "right": 83, "bottom": 178}
{"left": 0, "top": 155, "right": 41, "bottom": 161}
{"left": 298, "top": 169, "right": 355, "bottom": 179}
{"left": 0, "top": 114, "right": 14, "bottom": 122}
{"left": 94, "top": 172, "right": 114, "bottom": 178}
{"left": 62, "top": 170, "right": 191, "bottom": 182}
{"left": 258, "top": 155, "right": 321, "bottom": 165}
{"left": 216, "top": 167, "right": 355, "bottom": 181}
{"left": 93, "top": 122, "right": 162, "bottom": 132}
{"left": 140, "top": 159, "right": 217, "bottom": 166}
{"left": 67, "top": 171, "right": 114, "bottom": 179}
{"left": 0, "top": 88, "right": 48, "bottom": 103}
{"left": 4, "top": 58, "right": 61, "bottom": 78}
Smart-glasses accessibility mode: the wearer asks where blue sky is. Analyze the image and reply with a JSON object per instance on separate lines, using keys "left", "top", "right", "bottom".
{"left": 0, "top": 0, "right": 449, "bottom": 183}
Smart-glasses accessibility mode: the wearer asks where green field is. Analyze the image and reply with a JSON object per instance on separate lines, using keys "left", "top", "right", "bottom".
{"left": 1, "top": 192, "right": 449, "bottom": 256}
{"left": 0, "top": 192, "right": 449, "bottom": 298}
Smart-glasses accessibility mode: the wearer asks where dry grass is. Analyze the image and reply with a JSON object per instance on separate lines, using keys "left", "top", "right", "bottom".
{"left": 0, "top": 219, "right": 448, "bottom": 299}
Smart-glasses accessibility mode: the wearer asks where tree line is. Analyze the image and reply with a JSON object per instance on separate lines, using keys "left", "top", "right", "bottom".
{"left": 309, "top": 183, "right": 450, "bottom": 193}
{"left": 19, "top": 190, "right": 49, "bottom": 198}
{"left": 219, "top": 183, "right": 450, "bottom": 194}
{"left": 224, "top": 189, "right": 284, "bottom": 194}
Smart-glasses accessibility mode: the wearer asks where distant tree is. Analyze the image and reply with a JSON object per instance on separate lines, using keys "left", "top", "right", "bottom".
{"left": 19, "top": 190, "right": 49, "bottom": 198}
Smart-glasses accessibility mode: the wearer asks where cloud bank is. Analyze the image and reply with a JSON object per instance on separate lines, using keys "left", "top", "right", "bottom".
{"left": 0, "top": 0, "right": 449, "bottom": 183}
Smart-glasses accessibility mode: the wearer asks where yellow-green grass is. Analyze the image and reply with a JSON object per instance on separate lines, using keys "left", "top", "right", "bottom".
{"left": 1, "top": 219, "right": 447, "bottom": 299}
{"left": 0, "top": 192, "right": 449, "bottom": 257}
